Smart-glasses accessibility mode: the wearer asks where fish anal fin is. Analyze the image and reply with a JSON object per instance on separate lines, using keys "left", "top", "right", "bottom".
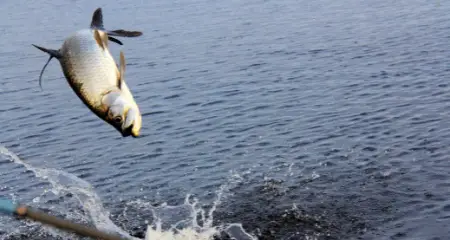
{"left": 101, "top": 31, "right": 109, "bottom": 49}
{"left": 108, "top": 36, "right": 123, "bottom": 45}
{"left": 93, "top": 29, "right": 109, "bottom": 51}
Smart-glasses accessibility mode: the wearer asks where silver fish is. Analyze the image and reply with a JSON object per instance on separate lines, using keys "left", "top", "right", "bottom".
{"left": 32, "top": 8, "right": 143, "bottom": 137}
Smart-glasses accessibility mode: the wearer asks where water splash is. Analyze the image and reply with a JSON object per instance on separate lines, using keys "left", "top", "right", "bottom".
{"left": 0, "top": 145, "right": 136, "bottom": 239}
{"left": 118, "top": 170, "right": 257, "bottom": 240}
{"left": 130, "top": 190, "right": 256, "bottom": 240}
{"left": 0, "top": 145, "right": 257, "bottom": 240}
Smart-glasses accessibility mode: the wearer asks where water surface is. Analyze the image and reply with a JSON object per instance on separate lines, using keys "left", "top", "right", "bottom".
{"left": 1, "top": 0, "right": 450, "bottom": 239}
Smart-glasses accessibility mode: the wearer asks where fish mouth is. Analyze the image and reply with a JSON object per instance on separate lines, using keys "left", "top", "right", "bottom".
{"left": 120, "top": 131, "right": 132, "bottom": 137}
{"left": 109, "top": 123, "right": 134, "bottom": 138}
{"left": 120, "top": 125, "right": 139, "bottom": 138}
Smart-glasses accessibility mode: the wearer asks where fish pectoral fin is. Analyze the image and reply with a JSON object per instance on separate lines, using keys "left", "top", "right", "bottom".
{"left": 94, "top": 29, "right": 109, "bottom": 51}
{"left": 31, "top": 44, "right": 62, "bottom": 90}
{"left": 107, "top": 29, "right": 143, "bottom": 38}
{"left": 118, "top": 51, "right": 126, "bottom": 89}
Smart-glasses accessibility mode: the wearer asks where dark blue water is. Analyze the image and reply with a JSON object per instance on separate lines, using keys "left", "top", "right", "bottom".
{"left": 1, "top": 0, "right": 450, "bottom": 239}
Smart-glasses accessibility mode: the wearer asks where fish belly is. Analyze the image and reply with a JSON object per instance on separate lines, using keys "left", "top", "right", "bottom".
{"left": 59, "top": 29, "right": 119, "bottom": 118}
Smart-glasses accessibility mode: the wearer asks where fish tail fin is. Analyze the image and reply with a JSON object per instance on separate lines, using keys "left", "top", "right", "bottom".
{"left": 107, "top": 29, "right": 143, "bottom": 37}
{"left": 90, "top": 7, "right": 143, "bottom": 46}
{"left": 90, "top": 7, "right": 105, "bottom": 30}
{"left": 31, "top": 44, "right": 62, "bottom": 90}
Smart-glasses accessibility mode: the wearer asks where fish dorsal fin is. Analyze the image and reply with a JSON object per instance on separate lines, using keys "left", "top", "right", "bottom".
{"left": 31, "top": 44, "right": 63, "bottom": 90}
{"left": 90, "top": 8, "right": 104, "bottom": 29}
{"left": 118, "top": 51, "right": 126, "bottom": 89}
{"left": 93, "top": 29, "right": 109, "bottom": 51}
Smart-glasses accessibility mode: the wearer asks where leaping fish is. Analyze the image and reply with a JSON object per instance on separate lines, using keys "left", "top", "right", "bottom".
{"left": 32, "top": 8, "right": 143, "bottom": 137}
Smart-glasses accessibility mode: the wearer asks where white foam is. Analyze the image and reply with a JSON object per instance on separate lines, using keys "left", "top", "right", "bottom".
{"left": 0, "top": 145, "right": 257, "bottom": 240}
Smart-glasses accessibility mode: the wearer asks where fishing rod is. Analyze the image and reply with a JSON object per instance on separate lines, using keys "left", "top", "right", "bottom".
{"left": 0, "top": 198, "right": 129, "bottom": 240}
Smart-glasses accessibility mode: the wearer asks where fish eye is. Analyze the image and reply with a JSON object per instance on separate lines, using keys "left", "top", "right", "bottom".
{"left": 113, "top": 116, "right": 122, "bottom": 123}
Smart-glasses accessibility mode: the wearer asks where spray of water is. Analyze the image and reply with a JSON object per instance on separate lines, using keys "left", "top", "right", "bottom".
{"left": 0, "top": 145, "right": 257, "bottom": 240}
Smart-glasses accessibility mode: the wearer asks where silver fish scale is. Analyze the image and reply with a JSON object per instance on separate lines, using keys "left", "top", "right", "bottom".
{"left": 59, "top": 29, "right": 119, "bottom": 117}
